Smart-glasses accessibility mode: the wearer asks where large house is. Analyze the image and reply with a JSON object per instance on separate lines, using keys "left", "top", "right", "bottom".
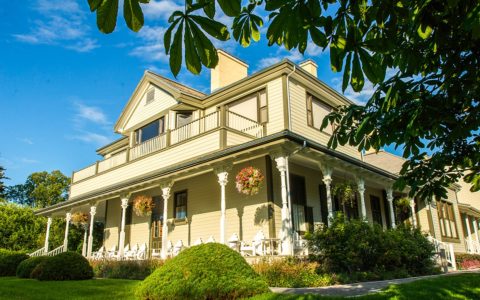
{"left": 34, "top": 51, "right": 479, "bottom": 266}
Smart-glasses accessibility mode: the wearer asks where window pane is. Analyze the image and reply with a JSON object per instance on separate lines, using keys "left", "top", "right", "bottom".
{"left": 174, "top": 192, "right": 187, "bottom": 219}
{"left": 228, "top": 95, "right": 258, "bottom": 121}
{"left": 176, "top": 112, "right": 193, "bottom": 128}
{"left": 159, "top": 117, "right": 165, "bottom": 134}
{"left": 140, "top": 120, "right": 160, "bottom": 143}
{"left": 260, "top": 107, "right": 268, "bottom": 123}
{"left": 312, "top": 98, "right": 332, "bottom": 133}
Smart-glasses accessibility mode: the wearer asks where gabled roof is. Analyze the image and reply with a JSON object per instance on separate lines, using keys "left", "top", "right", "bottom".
{"left": 147, "top": 71, "right": 206, "bottom": 98}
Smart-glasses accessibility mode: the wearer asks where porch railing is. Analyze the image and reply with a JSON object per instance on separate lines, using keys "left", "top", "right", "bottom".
{"left": 428, "top": 236, "right": 456, "bottom": 270}
{"left": 97, "top": 150, "right": 128, "bottom": 173}
{"left": 130, "top": 133, "right": 167, "bottom": 160}
{"left": 47, "top": 245, "right": 65, "bottom": 256}
{"left": 465, "top": 239, "right": 480, "bottom": 254}
{"left": 72, "top": 109, "right": 265, "bottom": 183}
{"left": 29, "top": 248, "right": 46, "bottom": 257}
{"left": 227, "top": 111, "right": 264, "bottom": 138}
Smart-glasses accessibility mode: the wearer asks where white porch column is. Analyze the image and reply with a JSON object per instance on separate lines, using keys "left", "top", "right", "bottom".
{"left": 44, "top": 217, "right": 52, "bottom": 253}
{"left": 409, "top": 198, "right": 417, "bottom": 228}
{"left": 119, "top": 196, "right": 129, "bottom": 258}
{"left": 63, "top": 212, "right": 72, "bottom": 252}
{"left": 82, "top": 226, "right": 88, "bottom": 256}
{"left": 320, "top": 165, "right": 333, "bottom": 225}
{"left": 274, "top": 156, "right": 292, "bottom": 255}
{"left": 87, "top": 205, "right": 97, "bottom": 258}
{"left": 161, "top": 182, "right": 173, "bottom": 259}
{"left": 216, "top": 170, "right": 229, "bottom": 244}
{"left": 474, "top": 218, "right": 480, "bottom": 243}
{"left": 386, "top": 188, "right": 396, "bottom": 229}
{"left": 357, "top": 178, "right": 367, "bottom": 220}
{"left": 465, "top": 214, "right": 473, "bottom": 252}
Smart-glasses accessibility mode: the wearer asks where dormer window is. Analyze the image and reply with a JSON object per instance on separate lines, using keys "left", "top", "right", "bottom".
{"left": 176, "top": 112, "right": 193, "bottom": 128}
{"left": 134, "top": 117, "right": 165, "bottom": 144}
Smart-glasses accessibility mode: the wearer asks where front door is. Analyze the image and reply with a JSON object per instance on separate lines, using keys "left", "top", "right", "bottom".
{"left": 150, "top": 196, "right": 164, "bottom": 251}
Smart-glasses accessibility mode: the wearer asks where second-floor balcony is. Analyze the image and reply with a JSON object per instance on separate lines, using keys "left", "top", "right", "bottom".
{"left": 71, "top": 110, "right": 265, "bottom": 185}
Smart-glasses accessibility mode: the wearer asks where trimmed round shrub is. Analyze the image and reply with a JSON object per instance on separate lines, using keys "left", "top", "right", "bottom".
{"left": 137, "top": 243, "right": 269, "bottom": 299}
{"left": 0, "top": 249, "right": 29, "bottom": 276}
{"left": 16, "top": 256, "right": 50, "bottom": 278}
{"left": 31, "top": 251, "right": 94, "bottom": 281}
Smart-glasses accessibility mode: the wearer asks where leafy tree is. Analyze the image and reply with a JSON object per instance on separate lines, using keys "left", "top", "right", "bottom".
{"left": 0, "top": 166, "right": 8, "bottom": 199}
{"left": 88, "top": 0, "right": 479, "bottom": 200}
{"left": 6, "top": 170, "right": 70, "bottom": 208}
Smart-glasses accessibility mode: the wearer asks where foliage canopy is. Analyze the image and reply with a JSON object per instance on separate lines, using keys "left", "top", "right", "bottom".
{"left": 89, "top": 0, "right": 480, "bottom": 200}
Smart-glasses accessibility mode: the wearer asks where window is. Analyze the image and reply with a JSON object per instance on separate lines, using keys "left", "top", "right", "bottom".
{"left": 227, "top": 89, "right": 268, "bottom": 123}
{"left": 437, "top": 200, "right": 458, "bottom": 239}
{"left": 306, "top": 93, "right": 333, "bottom": 134}
{"left": 290, "top": 175, "right": 313, "bottom": 233}
{"left": 176, "top": 112, "right": 193, "bottom": 128}
{"left": 174, "top": 191, "right": 187, "bottom": 219}
{"left": 370, "top": 195, "right": 383, "bottom": 225}
{"left": 145, "top": 89, "right": 155, "bottom": 105}
{"left": 134, "top": 117, "right": 165, "bottom": 144}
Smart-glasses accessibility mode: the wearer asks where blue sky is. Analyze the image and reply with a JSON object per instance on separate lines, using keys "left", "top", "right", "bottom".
{"left": 0, "top": 0, "right": 390, "bottom": 185}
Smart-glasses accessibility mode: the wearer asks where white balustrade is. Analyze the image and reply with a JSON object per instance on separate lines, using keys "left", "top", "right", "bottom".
{"left": 47, "top": 245, "right": 65, "bottom": 256}
{"left": 72, "top": 164, "right": 97, "bottom": 182}
{"left": 428, "top": 236, "right": 456, "bottom": 270}
{"left": 29, "top": 248, "right": 46, "bottom": 257}
{"left": 204, "top": 111, "right": 219, "bottom": 131}
{"left": 97, "top": 150, "right": 127, "bottom": 173}
{"left": 130, "top": 134, "right": 167, "bottom": 160}
{"left": 227, "top": 111, "right": 264, "bottom": 138}
{"left": 171, "top": 111, "right": 219, "bottom": 145}
{"left": 466, "top": 239, "right": 480, "bottom": 254}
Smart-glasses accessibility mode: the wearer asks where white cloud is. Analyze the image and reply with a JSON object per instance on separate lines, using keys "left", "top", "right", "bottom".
{"left": 13, "top": 0, "right": 99, "bottom": 52}
{"left": 142, "top": 0, "right": 183, "bottom": 20}
{"left": 71, "top": 132, "right": 113, "bottom": 146}
{"left": 257, "top": 49, "right": 304, "bottom": 70}
{"left": 20, "top": 158, "right": 40, "bottom": 164}
{"left": 18, "top": 138, "right": 34, "bottom": 145}
{"left": 74, "top": 102, "right": 110, "bottom": 125}
{"left": 130, "top": 26, "right": 169, "bottom": 62}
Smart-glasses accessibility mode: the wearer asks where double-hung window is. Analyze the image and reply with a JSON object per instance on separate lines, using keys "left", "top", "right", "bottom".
{"left": 306, "top": 93, "right": 333, "bottom": 134}
{"left": 174, "top": 191, "right": 187, "bottom": 220}
{"left": 227, "top": 89, "right": 268, "bottom": 124}
{"left": 437, "top": 200, "right": 458, "bottom": 239}
{"left": 134, "top": 117, "right": 165, "bottom": 144}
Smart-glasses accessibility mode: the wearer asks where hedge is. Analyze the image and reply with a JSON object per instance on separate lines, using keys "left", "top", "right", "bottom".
{"left": 0, "top": 249, "right": 29, "bottom": 276}
{"left": 16, "top": 256, "right": 50, "bottom": 278}
{"left": 31, "top": 251, "right": 93, "bottom": 281}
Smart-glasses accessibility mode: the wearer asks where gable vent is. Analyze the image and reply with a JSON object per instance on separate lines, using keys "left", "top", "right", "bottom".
{"left": 146, "top": 89, "right": 155, "bottom": 104}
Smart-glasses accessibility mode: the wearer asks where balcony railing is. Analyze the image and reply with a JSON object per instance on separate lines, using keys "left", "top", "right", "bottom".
{"left": 72, "top": 109, "right": 264, "bottom": 184}
{"left": 227, "top": 111, "right": 264, "bottom": 138}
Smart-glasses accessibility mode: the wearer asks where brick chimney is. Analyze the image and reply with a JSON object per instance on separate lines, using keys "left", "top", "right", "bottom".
{"left": 299, "top": 59, "right": 318, "bottom": 77}
{"left": 211, "top": 50, "right": 249, "bottom": 92}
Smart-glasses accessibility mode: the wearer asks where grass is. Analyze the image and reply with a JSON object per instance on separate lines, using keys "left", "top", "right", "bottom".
{"left": 251, "top": 273, "right": 480, "bottom": 300}
{"left": 0, "top": 273, "right": 478, "bottom": 300}
{"left": 0, "top": 277, "right": 139, "bottom": 300}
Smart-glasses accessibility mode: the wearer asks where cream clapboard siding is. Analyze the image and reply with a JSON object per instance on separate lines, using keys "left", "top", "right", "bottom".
{"left": 226, "top": 131, "right": 253, "bottom": 147}
{"left": 289, "top": 79, "right": 361, "bottom": 159}
{"left": 103, "top": 157, "right": 272, "bottom": 248}
{"left": 266, "top": 77, "right": 285, "bottom": 134}
{"left": 124, "top": 84, "right": 178, "bottom": 131}
{"left": 104, "top": 199, "right": 120, "bottom": 249}
{"left": 70, "top": 131, "right": 221, "bottom": 198}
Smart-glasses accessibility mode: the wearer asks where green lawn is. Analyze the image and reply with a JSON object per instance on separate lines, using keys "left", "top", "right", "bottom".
{"left": 0, "top": 273, "right": 478, "bottom": 300}
{"left": 0, "top": 277, "right": 139, "bottom": 300}
{"left": 251, "top": 274, "right": 480, "bottom": 300}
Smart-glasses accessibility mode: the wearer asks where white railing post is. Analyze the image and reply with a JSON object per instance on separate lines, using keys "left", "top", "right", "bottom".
{"left": 215, "top": 167, "right": 230, "bottom": 244}
{"left": 161, "top": 182, "right": 173, "bottom": 259}
{"left": 63, "top": 212, "right": 72, "bottom": 252}
{"left": 320, "top": 164, "right": 333, "bottom": 226}
{"left": 273, "top": 155, "right": 292, "bottom": 255}
{"left": 357, "top": 178, "right": 367, "bottom": 221}
{"left": 119, "top": 196, "right": 129, "bottom": 259}
{"left": 44, "top": 217, "right": 52, "bottom": 253}
{"left": 82, "top": 225, "right": 88, "bottom": 257}
{"left": 87, "top": 205, "right": 97, "bottom": 258}
{"left": 386, "top": 187, "right": 396, "bottom": 228}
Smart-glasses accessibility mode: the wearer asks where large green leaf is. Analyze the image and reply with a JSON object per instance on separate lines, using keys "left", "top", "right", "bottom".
{"left": 184, "top": 22, "right": 202, "bottom": 74}
{"left": 88, "top": 0, "right": 103, "bottom": 12}
{"left": 309, "top": 27, "right": 327, "bottom": 47}
{"left": 124, "top": 0, "right": 144, "bottom": 32}
{"left": 342, "top": 53, "right": 352, "bottom": 92}
{"left": 189, "top": 15, "right": 230, "bottom": 41}
{"left": 169, "top": 21, "right": 184, "bottom": 77}
{"left": 350, "top": 52, "right": 364, "bottom": 92}
{"left": 265, "top": 0, "right": 286, "bottom": 11}
{"left": 358, "top": 48, "right": 382, "bottom": 84}
{"left": 217, "top": 0, "right": 241, "bottom": 17}
{"left": 189, "top": 19, "right": 219, "bottom": 68}
{"left": 164, "top": 18, "right": 182, "bottom": 54}
{"left": 96, "top": 0, "right": 119, "bottom": 33}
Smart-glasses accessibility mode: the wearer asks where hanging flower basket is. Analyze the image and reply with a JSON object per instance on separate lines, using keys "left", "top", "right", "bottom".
{"left": 235, "top": 167, "right": 264, "bottom": 196}
{"left": 332, "top": 182, "right": 358, "bottom": 208}
{"left": 133, "top": 195, "right": 155, "bottom": 217}
{"left": 71, "top": 212, "right": 89, "bottom": 226}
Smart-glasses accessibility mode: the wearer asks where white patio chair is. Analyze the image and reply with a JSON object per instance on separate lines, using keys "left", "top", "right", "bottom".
{"left": 106, "top": 245, "right": 117, "bottom": 259}
{"left": 193, "top": 237, "right": 203, "bottom": 246}
{"left": 206, "top": 236, "right": 216, "bottom": 243}
{"left": 166, "top": 241, "right": 174, "bottom": 258}
{"left": 240, "top": 231, "right": 265, "bottom": 256}
{"left": 92, "top": 246, "right": 105, "bottom": 260}
{"left": 136, "top": 243, "right": 147, "bottom": 260}
{"left": 228, "top": 233, "right": 240, "bottom": 251}
{"left": 173, "top": 240, "right": 184, "bottom": 256}
{"left": 125, "top": 243, "right": 139, "bottom": 260}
